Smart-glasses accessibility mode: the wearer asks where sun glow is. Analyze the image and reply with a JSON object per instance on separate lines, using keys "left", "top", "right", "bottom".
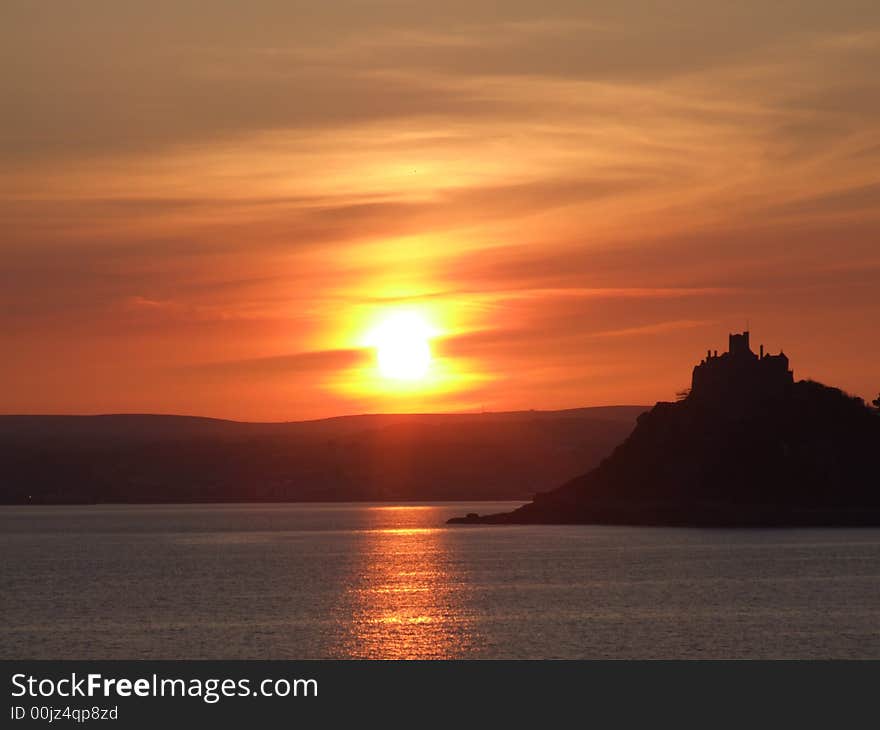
{"left": 367, "top": 311, "right": 435, "bottom": 381}
{"left": 330, "top": 297, "right": 485, "bottom": 404}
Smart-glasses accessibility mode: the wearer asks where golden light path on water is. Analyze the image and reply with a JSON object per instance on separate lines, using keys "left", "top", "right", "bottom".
{"left": 333, "top": 506, "right": 478, "bottom": 659}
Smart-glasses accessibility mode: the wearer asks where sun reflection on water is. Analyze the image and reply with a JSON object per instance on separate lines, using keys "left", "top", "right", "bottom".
{"left": 332, "top": 508, "right": 479, "bottom": 659}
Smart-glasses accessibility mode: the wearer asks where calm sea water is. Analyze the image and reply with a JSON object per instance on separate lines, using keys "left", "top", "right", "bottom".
{"left": 2, "top": 502, "right": 879, "bottom": 659}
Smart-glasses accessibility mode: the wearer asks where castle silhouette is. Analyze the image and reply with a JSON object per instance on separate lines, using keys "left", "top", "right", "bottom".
{"left": 690, "top": 331, "right": 793, "bottom": 401}
{"left": 452, "top": 328, "right": 880, "bottom": 526}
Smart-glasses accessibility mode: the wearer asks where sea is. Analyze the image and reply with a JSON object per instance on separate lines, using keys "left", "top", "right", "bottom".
{"left": 2, "top": 502, "right": 879, "bottom": 659}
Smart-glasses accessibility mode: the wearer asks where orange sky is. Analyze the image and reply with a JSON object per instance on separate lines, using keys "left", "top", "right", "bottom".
{"left": 2, "top": 2, "right": 879, "bottom": 421}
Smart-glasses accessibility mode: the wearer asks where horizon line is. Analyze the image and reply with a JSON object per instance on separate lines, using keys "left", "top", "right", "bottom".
{"left": 0, "top": 404, "right": 652, "bottom": 426}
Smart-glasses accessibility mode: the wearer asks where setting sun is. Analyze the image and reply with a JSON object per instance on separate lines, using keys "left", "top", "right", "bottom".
{"left": 368, "top": 311, "right": 435, "bottom": 381}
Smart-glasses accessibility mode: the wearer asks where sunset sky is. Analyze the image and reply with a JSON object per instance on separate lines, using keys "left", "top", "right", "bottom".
{"left": 2, "top": 1, "right": 879, "bottom": 421}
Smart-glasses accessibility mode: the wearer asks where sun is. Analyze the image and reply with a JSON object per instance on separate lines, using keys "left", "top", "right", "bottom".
{"left": 367, "top": 311, "right": 435, "bottom": 381}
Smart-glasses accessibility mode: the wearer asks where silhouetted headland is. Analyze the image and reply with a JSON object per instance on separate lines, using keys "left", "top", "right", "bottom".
{"left": 450, "top": 332, "right": 880, "bottom": 526}
{"left": 0, "top": 407, "right": 645, "bottom": 504}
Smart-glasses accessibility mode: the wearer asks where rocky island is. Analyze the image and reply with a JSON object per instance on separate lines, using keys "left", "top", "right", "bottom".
{"left": 450, "top": 332, "right": 880, "bottom": 526}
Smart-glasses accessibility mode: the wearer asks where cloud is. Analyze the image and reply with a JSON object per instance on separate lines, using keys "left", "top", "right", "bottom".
{"left": 765, "top": 182, "right": 880, "bottom": 219}
{"left": 187, "top": 348, "right": 370, "bottom": 379}
{"left": 4, "top": 1, "right": 878, "bottom": 166}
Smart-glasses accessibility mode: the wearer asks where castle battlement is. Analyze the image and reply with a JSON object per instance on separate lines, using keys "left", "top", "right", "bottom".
{"left": 691, "top": 331, "right": 793, "bottom": 400}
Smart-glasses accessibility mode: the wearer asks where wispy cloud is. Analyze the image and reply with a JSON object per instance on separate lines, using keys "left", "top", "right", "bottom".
{"left": 187, "top": 348, "right": 370, "bottom": 379}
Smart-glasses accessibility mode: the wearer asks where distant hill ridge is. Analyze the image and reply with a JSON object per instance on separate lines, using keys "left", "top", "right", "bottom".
{"left": 451, "top": 332, "right": 880, "bottom": 526}
{"left": 0, "top": 406, "right": 646, "bottom": 504}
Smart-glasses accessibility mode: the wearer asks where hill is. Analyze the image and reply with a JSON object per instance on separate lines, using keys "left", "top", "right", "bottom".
{"left": 0, "top": 407, "right": 645, "bottom": 504}
{"left": 451, "top": 333, "right": 880, "bottom": 526}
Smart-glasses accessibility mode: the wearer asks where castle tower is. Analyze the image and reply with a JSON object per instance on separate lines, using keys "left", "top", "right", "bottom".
{"left": 728, "top": 331, "right": 752, "bottom": 358}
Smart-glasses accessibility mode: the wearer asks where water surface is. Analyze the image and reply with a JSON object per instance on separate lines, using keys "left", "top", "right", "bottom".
{"left": 2, "top": 502, "right": 879, "bottom": 659}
